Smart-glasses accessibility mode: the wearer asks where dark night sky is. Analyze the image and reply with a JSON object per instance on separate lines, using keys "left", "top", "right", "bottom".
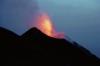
{"left": 0, "top": 0, "right": 100, "bottom": 57}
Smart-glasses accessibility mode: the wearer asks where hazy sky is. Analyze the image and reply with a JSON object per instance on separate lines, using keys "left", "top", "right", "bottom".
{"left": 0, "top": 0, "right": 39, "bottom": 34}
{"left": 0, "top": 0, "right": 100, "bottom": 57}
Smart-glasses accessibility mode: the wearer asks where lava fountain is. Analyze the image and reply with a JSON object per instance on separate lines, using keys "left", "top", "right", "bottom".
{"left": 35, "top": 13, "right": 64, "bottom": 39}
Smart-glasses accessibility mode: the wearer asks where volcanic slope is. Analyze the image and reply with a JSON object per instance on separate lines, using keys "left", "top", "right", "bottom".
{"left": 0, "top": 27, "right": 100, "bottom": 66}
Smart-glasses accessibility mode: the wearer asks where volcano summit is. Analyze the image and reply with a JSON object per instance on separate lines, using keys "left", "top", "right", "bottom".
{"left": 0, "top": 27, "right": 100, "bottom": 66}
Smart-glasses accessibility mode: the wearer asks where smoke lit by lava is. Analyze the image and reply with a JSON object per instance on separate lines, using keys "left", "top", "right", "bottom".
{"left": 35, "top": 13, "right": 64, "bottom": 38}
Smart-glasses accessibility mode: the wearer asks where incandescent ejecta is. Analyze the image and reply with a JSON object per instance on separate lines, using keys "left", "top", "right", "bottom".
{"left": 35, "top": 12, "right": 64, "bottom": 39}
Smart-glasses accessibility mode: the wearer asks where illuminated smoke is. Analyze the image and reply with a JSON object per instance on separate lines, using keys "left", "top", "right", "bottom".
{"left": 35, "top": 12, "right": 64, "bottom": 38}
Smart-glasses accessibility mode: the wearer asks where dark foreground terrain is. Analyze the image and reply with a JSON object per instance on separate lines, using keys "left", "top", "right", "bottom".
{"left": 0, "top": 27, "right": 100, "bottom": 66}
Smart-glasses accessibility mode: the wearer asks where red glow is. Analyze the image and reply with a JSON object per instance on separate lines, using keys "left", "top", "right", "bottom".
{"left": 35, "top": 13, "right": 64, "bottom": 38}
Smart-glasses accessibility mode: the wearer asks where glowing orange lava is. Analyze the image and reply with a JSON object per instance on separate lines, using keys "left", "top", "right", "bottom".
{"left": 35, "top": 13, "right": 64, "bottom": 38}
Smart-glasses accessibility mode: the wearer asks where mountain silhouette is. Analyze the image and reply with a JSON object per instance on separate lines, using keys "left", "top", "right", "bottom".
{"left": 0, "top": 27, "right": 100, "bottom": 66}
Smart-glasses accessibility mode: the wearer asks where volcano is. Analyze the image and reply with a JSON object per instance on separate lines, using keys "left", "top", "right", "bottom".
{"left": 0, "top": 27, "right": 100, "bottom": 66}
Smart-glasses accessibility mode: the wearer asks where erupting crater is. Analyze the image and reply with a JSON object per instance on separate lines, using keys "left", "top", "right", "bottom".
{"left": 35, "top": 13, "right": 64, "bottom": 38}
